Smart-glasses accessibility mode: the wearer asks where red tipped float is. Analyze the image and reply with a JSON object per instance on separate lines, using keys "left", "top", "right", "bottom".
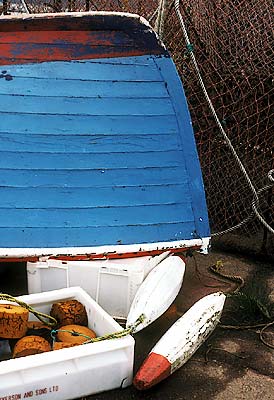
{"left": 133, "top": 292, "right": 226, "bottom": 391}
{"left": 133, "top": 352, "right": 171, "bottom": 390}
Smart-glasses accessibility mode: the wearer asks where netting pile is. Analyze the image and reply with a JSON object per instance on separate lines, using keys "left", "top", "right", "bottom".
{"left": 1, "top": 0, "right": 273, "bottom": 252}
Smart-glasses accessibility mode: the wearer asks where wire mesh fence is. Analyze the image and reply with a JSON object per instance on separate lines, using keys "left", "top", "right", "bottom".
{"left": 1, "top": 0, "right": 273, "bottom": 255}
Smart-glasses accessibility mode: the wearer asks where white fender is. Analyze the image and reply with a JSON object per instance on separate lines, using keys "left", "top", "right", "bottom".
{"left": 126, "top": 256, "right": 185, "bottom": 333}
{"left": 134, "top": 291, "right": 226, "bottom": 390}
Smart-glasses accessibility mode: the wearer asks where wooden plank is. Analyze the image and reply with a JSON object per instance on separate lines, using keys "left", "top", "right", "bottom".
{"left": 0, "top": 203, "right": 193, "bottom": 228}
{"left": 0, "top": 184, "right": 190, "bottom": 208}
{"left": 0, "top": 59, "right": 160, "bottom": 80}
{"left": 0, "top": 222, "right": 195, "bottom": 247}
{"left": 0, "top": 31, "right": 135, "bottom": 45}
{"left": 0, "top": 167, "right": 185, "bottom": 187}
{"left": 0, "top": 95, "right": 174, "bottom": 116}
{"left": 0, "top": 114, "right": 178, "bottom": 135}
{"left": 0, "top": 150, "right": 183, "bottom": 169}
{"left": 0, "top": 45, "right": 151, "bottom": 64}
{"left": 0, "top": 14, "right": 167, "bottom": 65}
{"left": 0, "top": 79, "right": 168, "bottom": 98}
{"left": 0, "top": 27, "right": 165, "bottom": 64}
{"left": 0, "top": 133, "right": 179, "bottom": 153}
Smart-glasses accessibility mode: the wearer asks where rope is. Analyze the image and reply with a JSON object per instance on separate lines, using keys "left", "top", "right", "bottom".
{"left": 155, "top": 0, "right": 168, "bottom": 39}
{"left": 174, "top": 0, "right": 274, "bottom": 237}
{"left": 207, "top": 266, "right": 274, "bottom": 349}
{"left": 21, "top": 0, "right": 30, "bottom": 13}
{"left": 0, "top": 292, "right": 145, "bottom": 343}
{"left": 259, "top": 320, "right": 274, "bottom": 349}
{"left": 268, "top": 169, "right": 274, "bottom": 183}
{"left": 209, "top": 261, "right": 244, "bottom": 293}
{"left": 0, "top": 293, "right": 58, "bottom": 327}
{"left": 148, "top": 7, "right": 159, "bottom": 23}
{"left": 219, "top": 319, "right": 274, "bottom": 349}
{"left": 51, "top": 313, "right": 146, "bottom": 344}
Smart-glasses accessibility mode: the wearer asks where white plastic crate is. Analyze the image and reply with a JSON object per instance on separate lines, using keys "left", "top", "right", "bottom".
{"left": 27, "top": 253, "right": 169, "bottom": 319}
{"left": 0, "top": 287, "right": 135, "bottom": 399}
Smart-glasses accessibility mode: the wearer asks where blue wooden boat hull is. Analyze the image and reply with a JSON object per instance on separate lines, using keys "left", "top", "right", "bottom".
{"left": 0, "top": 12, "right": 210, "bottom": 259}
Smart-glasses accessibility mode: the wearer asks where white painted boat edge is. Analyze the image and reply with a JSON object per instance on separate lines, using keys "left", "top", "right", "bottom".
{"left": 0, "top": 237, "right": 210, "bottom": 258}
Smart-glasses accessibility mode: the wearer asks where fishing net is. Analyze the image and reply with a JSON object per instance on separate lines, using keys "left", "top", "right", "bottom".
{"left": 163, "top": 0, "right": 274, "bottom": 256}
{"left": 1, "top": 0, "right": 273, "bottom": 255}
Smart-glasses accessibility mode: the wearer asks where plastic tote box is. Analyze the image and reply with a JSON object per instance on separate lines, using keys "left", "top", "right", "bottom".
{"left": 0, "top": 287, "right": 135, "bottom": 399}
{"left": 27, "top": 254, "right": 169, "bottom": 319}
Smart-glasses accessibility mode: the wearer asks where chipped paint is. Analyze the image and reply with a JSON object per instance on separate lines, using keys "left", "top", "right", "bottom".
{"left": 0, "top": 12, "right": 210, "bottom": 257}
{"left": 134, "top": 292, "right": 226, "bottom": 390}
{"left": 0, "top": 12, "right": 167, "bottom": 65}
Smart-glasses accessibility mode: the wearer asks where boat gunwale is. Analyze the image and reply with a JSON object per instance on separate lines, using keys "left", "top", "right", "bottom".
{"left": 0, "top": 237, "right": 210, "bottom": 261}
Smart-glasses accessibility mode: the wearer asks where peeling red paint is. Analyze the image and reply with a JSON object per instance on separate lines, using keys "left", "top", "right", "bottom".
{"left": 49, "top": 248, "right": 190, "bottom": 261}
{"left": 0, "top": 247, "right": 191, "bottom": 262}
{"left": 0, "top": 31, "right": 130, "bottom": 45}
{"left": 134, "top": 352, "right": 171, "bottom": 390}
{"left": 0, "top": 44, "right": 155, "bottom": 65}
{"left": 0, "top": 257, "right": 39, "bottom": 262}
{"left": 0, "top": 14, "right": 167, "bottom": 65}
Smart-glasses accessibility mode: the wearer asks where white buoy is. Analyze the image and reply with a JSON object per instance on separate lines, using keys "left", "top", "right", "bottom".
{"left": 134, "top": 291, "right": 226, "bottom": 390}
{"left": 126, "top": 256, "right": 185, "bottom": 333}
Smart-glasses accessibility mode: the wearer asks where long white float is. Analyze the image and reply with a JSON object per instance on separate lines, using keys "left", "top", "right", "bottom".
{"left": 126, "top": 255, "right": 186, "bottom": 333}
{"left": 134, "top": 291, "right": 226, "bottom": 390}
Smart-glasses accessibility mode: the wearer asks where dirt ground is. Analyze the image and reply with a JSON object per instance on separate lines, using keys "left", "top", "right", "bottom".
{"left": 0, "top": 246, "right": 273, "bottom": 399}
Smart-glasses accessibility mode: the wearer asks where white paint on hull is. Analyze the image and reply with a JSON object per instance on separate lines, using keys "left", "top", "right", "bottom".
{"left": 0, "top": 237, "right": 210, "bottom": 259}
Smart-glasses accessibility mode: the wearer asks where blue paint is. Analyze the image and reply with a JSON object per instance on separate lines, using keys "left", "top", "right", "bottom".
{"left": 0, "top": 150, "right": 183, "bottom": 169}
{"left": 0, "top": 54, "right": 210, "bottom": 249}
{"left": 153, "top": 57, "right": 210, "bottom": 239}
{"left": 1, "top": 57, "right": 160, "bottom": 80}
{"left": 0, "top": 222, "right": 194, "bottom": 247}
{"left": 0, "top": 203, "right": 193, "bottom": 227}
{"left": 0, "top": 79, "right": 168, "bottom": 98}
{"left": 0, "top": 167, "right": 186, "bottom": 187}
{"left": 0, "top": 114, "right": 178, "bottom": 135}
{"left": 0, "top": 133, "right": 179, "bottom": 153}
{"left": 0, "top": 184, "right": 191, "bottom": 208}
{"left": 0, "top": 95, "right": 174, "bottom": 116}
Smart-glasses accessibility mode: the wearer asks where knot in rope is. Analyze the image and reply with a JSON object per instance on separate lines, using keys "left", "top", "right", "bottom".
{"left": 186, "top": 43, "right": 194, "bottom": 53}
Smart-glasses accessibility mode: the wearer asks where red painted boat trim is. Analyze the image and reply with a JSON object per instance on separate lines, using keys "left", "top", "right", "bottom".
{"left": 0, "top": 257, "right": 39, "bottom": 263}
{"left": 49, "top": 248, "right": 190, "bottom": 261}
{"left": 133, "top": 352, "right": 171, "bottom": 390}
{"left": 0, "top": 247, "right": 191, "bottom": 263}
{"left": 0, "top": 12, "right": 167, "bottom": 65}
{"left": 0, "top": 31, "right": 133, "bottom": 45}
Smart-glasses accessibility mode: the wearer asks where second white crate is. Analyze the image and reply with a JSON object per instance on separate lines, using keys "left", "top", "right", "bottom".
{"left": 27, "top": 254, "right": 168, "bottom": 319}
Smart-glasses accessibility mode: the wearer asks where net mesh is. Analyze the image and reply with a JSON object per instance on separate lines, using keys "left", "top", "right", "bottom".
{"left": 1, "top": 0, "right": 273, "bottom": 253}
